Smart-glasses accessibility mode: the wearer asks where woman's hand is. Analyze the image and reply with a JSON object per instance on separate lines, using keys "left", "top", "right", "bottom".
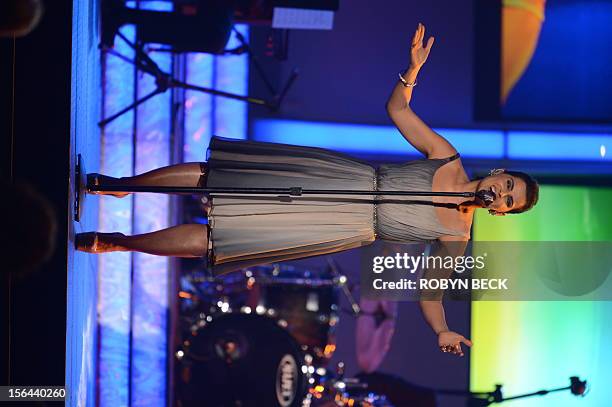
{"left": 438, "top": 330, "right": 472, "bottom": 357}
{"left": 410, "top": 23, "right": 435, "bottom": 69}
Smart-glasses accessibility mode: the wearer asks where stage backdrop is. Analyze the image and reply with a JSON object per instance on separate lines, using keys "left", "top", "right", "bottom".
{"left": 501, "top": 0, "right": 612, "bottom": 122}
{"left": 471, "top": 185, "right": 612, "bottom": 406}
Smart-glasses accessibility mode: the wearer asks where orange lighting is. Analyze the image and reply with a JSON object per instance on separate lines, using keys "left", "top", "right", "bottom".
{"left": 324, "top": 344, "right": 336, "bottom": 356}
{"left": 178, "top": 291, "right": 193, "bottom": 299}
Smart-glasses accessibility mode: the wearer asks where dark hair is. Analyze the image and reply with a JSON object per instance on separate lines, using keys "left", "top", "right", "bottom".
{"left": 504, "top": 171, "right": 539, "bottom": 214}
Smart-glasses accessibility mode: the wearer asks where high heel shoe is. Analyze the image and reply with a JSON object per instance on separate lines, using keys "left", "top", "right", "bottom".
{"left": 75, "top": 232, "right": 125, "bottom": 253}
{"left": 86, "top": 173, "right": 129, "bottom": 198}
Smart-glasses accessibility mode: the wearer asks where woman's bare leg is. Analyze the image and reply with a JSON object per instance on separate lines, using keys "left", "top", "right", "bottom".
{"left": 88, "top": 162, "right": 206, "bottom": 197}
{"left": 76, "top": 224, "right": 208, "bottom": 258}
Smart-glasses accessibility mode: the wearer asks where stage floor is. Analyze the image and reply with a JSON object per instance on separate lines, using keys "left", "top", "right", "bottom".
{"left": 66, "top": 0, "right": 102, "bottom": 405}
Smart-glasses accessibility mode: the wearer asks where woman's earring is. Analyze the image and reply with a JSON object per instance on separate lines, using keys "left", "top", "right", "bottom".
{"left": 489, "top": 168, "right": 505, "bottom": 176}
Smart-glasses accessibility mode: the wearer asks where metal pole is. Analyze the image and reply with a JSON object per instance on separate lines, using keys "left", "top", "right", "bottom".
{"left": 89, "top": 184, "right": 476, "bottom": 198}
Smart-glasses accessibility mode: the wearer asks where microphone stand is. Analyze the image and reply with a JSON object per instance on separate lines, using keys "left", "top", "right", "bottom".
{"left": 74, "top": 155, "right": 488, "bottom": 221}
{"left": 87, "top": 184, "right": 477, "bottom": 199}
{"left": 436, "top": 376, "right": 587, "bottom": 406}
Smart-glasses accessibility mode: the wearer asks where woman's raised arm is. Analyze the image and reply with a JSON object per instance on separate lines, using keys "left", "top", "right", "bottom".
{"left": 386, "top": 23, "right": 456, "bottom": 159}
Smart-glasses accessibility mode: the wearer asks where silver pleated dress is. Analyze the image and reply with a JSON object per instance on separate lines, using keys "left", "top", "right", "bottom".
{"left": 205, "top": 137, "right": 465, "bottom": 274}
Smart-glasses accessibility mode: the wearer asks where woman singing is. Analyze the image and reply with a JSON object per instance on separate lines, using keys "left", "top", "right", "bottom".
{"left": 78, "top": 23, "right": 539, "bottom": 356}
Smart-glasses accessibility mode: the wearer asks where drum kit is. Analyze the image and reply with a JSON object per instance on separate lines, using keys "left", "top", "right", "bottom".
{"left": 176, "top": 264, "right": 395, "bottom": 407}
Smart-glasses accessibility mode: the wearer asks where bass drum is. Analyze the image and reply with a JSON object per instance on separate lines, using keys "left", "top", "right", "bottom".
{"left": 178, "top": 313, "right": 310, "bottom": 407}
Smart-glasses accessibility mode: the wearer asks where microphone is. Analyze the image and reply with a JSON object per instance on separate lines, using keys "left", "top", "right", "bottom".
{"left": 475, "top": 189, "right": 495, "bottom": 206}
{"left": 570, "top": 376, "right": 587, "bottom": 396}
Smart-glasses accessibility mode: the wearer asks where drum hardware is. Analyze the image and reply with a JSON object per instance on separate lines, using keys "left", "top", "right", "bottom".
{"left": 326, "top": 258, "right": 361, "bottom": 316}
{"left": 306, "top": 362, "right": 395, "bottom": 407}
{"left": 176, "top": 264, "right": 396, "bottom": 406}
{"left": 333, "top": 391, "right": 393, "bottom": 407}
{"left": 195, "top": 265, "right": 341, "bottom": 365}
